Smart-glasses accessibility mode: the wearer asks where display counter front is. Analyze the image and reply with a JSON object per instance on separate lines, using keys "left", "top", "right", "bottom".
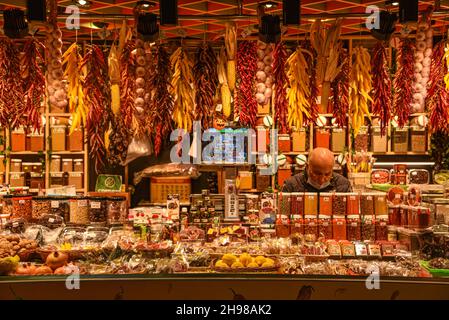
{"left": 1, "top": 273, "right": 448, "bottom": 300}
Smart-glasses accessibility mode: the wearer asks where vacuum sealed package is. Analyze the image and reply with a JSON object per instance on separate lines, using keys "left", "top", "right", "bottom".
{"left": 134, "top": 163, "right": 200, "bottom": 185}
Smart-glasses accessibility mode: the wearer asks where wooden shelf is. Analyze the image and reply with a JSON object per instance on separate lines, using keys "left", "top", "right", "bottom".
{"left": 373, "top": 152, "right": 429, "bottom": 155}
{"left": 51, "top": 151, "right": 85, "bottom": 155}
{"left": 10, "top": 151, "right": 45, "bottom": 155}
{"left": 28, "top": 188, "right": 86, "bottom": 193}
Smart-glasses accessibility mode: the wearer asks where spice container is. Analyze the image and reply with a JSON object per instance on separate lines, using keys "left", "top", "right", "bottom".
{"left": 256, "top": 126, "right": 269, "bottom": 150}
{"left": 290, "top": 193, "right": 304, "bottom": 216}
{"left": 290, "top": 214, "right": 303, "bottom": 235}
{"left": 331, "top": 127, "right": 346, "bottom": 153}
{"left": 408, "top": 169, "right": 429, "bottom": 184}
{"left": 89, "top": 197, "right": 108, "bottom": 224}
{"left": 50, "top": 196, "right": 70, "bottom": 222}
{"left": 32, "top": 162, "right": 42, "bottom": 173}
{"left": 74, "top": 159, "right": 84, "bottom": 172}
{"left": 31, "top": 196, "right": 50, "bottom": 221}
{"left": 393, "top": 164, "right": 407, "bottom": 174}
{"left": 371, "top": 126, "right": 387, "bottom": 153}
{"left": 275, "top": 215, "right": 290, "bottom": 238}
{"left": 370, "top": 169, "right": 390, "bottom": 184}
{"left": 51, "top": 125, "right": 66, "bottom": 151}
{"left": 354, "top": 126, "right": 369, "bottom": 152}
{"left": 346, "top": 193, "right": 360, "bottom": 215}
{"left": 69, "top": 197, "right": 89, "bottom": 225}
{"left": 62, "top": 159, "right": 73, "bottom": 172}
{"left": 256, "top": 169, "right": 271, "bottom": 191}
{"left": 361, "top": 215, "right": 375, "bottom": 241}
{"left": 392, "top": 126, "right": 409, "bottom": 152}
{"left": 388, "top": 205, "right": 401, "bottom": 226}
{"left": 39, "top": 214, "right": 64, "bottom": 229}
{"left": 304, "top": 193, "right": 318, "bottom": 215}
{"left": 304, "top": 216, "right": 318, "bottom": 238}
{"left": 11, "top": 127, "right": 26, "bottom": 151}
{"left": 375, "top": 215, "right": 388, "bottom": 240}
{"left": 407, "top": 206, "right": 418, "bottom": 228}
{"left": 22, "top": 162, "right": 34, "bottom": 173}
{"left": 11, "top": 159, "right": 22, "bottom": 172}
{"left": 29, "top": 132, "right": 44, "bottom": 152}
{"left": 314, "top": 127, "right": 330, "bottom": 149}
{"left": 332, "top": 215, "right": 347, "bottom": 240}
{"left": 277, "top": 166, "right": 291, "bottom": 188}
{"left": 374, "top": 194, "right": 388, "bottom": 215}
{"left": 107, "top": 197, "right": 128, "bottom": 225}
{"left": 319, "top": 193, "right": 332, "bottom": 216}
{"left": 278, "top": 134, "right": 291, "bottom": 152}
{"left": 318, "top": 216, "right": 333, "bottom": 239}
{"left": 68, "top": 172, "right": 83, "bottom": 189}
{"left": 332, "top": 193, "right": 347, "bottom": 215}
{"left": 292, "top": 128, "right": 307, "bottom": 152}
{"left": 410, "top": 126, "right": 427, "bottom": 153}
{"left": 69, "top": 127, "right": 84, "bottom": 151}
{"left": 347, "top": 215, "right": 361, "bottom": 241}
{"left": 50, "top": 172, "right": 68, "bottom": 187}
{"left": 0, "top": 155, "right": 4, "bottom": 172}
{"left": 30, "top": 173, "right": 45, "bottom": 189}
{"left": 2, "top": 195, "right": 13, "bottom": 216}
{"left": 400, "top": 205, "right": 409, "bottom": 227}
{"left": 10, "top": 172, "right": 25, "bottom": 187}
{"left": 394, "top": 173, "right": 407, "bottom": 185}
{"left": 417, "top": 207, "right": 430, "bottom": 229}
{"left": 360, "top": 193, "right": 375, "bottom": 215}
{"left": 12, "top": 195, "right": 32, "bottom": 221}
{"left": 51, "top": 155, "right": 61, "bottom": 172}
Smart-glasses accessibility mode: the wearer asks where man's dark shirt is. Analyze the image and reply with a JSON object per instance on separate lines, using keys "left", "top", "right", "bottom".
{"left": 282, "top": 171, "right": 353, "bottom": 193}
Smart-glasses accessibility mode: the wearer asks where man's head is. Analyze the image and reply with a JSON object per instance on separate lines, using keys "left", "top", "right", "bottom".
{"left": 306, "top": 147, "right": 334, "bottom": 189}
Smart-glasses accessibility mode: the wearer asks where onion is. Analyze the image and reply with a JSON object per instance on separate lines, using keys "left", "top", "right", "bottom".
{"left": 264, "top": 65, "right": 272, "bottom": 74}
{"left": 53, "top": 39, "right": 63, "bottom": 50}
{"left": 411, "top": 103, "right": 422, "bottom": 113}
{"left": 416, "top": 32, "right": 425, "bottom": 41}
{"left": 136, "top": 39, "right": 144, "bottom": 48}
{"left": 257, "top": 61, "right": 265, "bottom": 70}
{"left": 144, "top": 93, "right": 151, "bottom": 102}
{"left": 143, "top": 41, "right": 152, "bottom": 50}
{"left": 415, "top": 72, "right": 422, "bottom": 83}
{"left": 265, "top": 77, "right": 272, "bottom": 86}
{"left": 137, "top": 56, "right": 146, "bottom": 66}
{"left": 51, "top": 49, "right": 62, "bottom": 59}
{"left": 421, "top": 77, "right": 429, "bottom": 87}
{"left": 413, "top": 93, "right": 424, "bottom": 104}
{"left": 135, "top": 97, "right": 145, "bottom": 108}
{"left": 418, "top": 21, "right": 428, "bottom": 30}
{"left": 52, "top": 29, "right": 62, "bottom": 39}
{"left": 256, "top": 93, "right": 265, "bottom": 104}
{"left": 46, "top": 24, "right": 54, "bottom": 33}
{"left": 55, "top": 89, "right": 66, "bottom": 100}
{"left": 52, "top": 80, "right": 63, "bottom": 90}
{"left": 263, "top": 55, "right": 272, "bottom": 65}
{"left": 256, "top": 83, "right": 266, "bottom": 93}
{"left": 136, "top": 77, "right": 145, "bottom": 88}
{"left": 48, "top": 86, "right": 56, "bottom": 96}
{"left": 52, "top": 69, "right": 63, "bottom": 80}
{"left": 265, "top": 45, "right": 273, "bottom": 54}
{"left": 49, "top": 95, "right": 58, "bottom": 106}
{"left": 414, "top": 83, "right": 423, "bottom": 92}
{"left": 264, "top": 87, "right": 272, "bottom": 98}
{"left": 51, "top": 59, "right": 62, "bottom": 69}
{"left": 417, "top": 41, "right": 426, "bottom": 51}
{"left": 136, "top": 67, "right": 146, "bottom": 77}
{"left": 57, "top": 99, "right": 68, "bottom": 108}
{"left": 426, "top": 28, "right": 433, "bottom": 38}
{"left": 421, "top": 67, "right": 430, "bottom": 78}
{"left": 256, "top": 70, "right": 267, "bottom": 82}
{"left": 136, "top": 48, "right": 145, "bottom": 56}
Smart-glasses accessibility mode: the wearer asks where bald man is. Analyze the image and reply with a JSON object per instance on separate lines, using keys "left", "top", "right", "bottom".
{"left": 282, "top": 147, "right": 352, "bottom": 192}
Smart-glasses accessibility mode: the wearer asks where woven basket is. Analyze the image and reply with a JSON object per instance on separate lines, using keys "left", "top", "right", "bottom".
{"left": 150, "top": 176, "right": 191, "bottom": 203}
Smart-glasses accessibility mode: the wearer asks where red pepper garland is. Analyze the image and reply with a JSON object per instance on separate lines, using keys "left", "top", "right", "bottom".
{"left": 120, "top": 41, "right": 136, "bottom": 131}
{"left": 427, "top": 41, "right": 449, "bottom": 133}
{"left": 0, "top": 39, "right": 24, "bottom": 129}
{"left": 393, "top": 38, "right": 415, "bottom": 128}
{"left": 236, "top": 41, "right": 258, "bottom": 128}
{"left": 149, "top": 45, "right": 174, "bottom": 156}
{"left": 83, "top": 45, "right": 112, "bottom": 173}
{"left": 371, "top": 41, "right": 392, "bottom": 135}
{"left": 331, "top": 48, "right": 350, "bottom": 128}
{"left": 22, "top": 39, "right": 46, "bottom": 133}
{"left": 273, "top": 42, "right": 289, "bottom": 134}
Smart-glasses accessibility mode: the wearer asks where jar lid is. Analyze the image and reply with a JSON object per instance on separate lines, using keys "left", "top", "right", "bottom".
{"left": 2, "top": 195, "right": 13, "bottom": 198}
{"left": 51, "top": 125, "right": 67, "bottom": 128}
{"left": 74, "top": 159, "right": 84, "bottom": 162}
{"left": 62, "top": 158, "right": 73, "bottom": 161}
{"left": 52, "top": 155, "right": 61, "bottom": 159}
{"left": 30, "top": 173, "right": 43, "bottom": 178}
{"left": 70, "top": 196, "right": 88, "bottom": 201}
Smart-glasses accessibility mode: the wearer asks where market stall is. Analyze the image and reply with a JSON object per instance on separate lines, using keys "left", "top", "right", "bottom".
{"left": 1, "top": 0, "right": 449, "bottom": 300}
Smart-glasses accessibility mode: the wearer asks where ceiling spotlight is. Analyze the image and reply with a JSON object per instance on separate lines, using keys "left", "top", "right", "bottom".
{"left": 75, "top": 0, "right": 91, "bottom": 7}
{"left": 262, "top": 1, "right": 278, "bottom": 9}
{"left": 385, "top": 0, "right": 399, "bottom": 6}
{"left": 136, "top": 1, "right": 156, "bottom": 9}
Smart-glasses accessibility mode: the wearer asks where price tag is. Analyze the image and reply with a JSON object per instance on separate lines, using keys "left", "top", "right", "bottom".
{"left": 395, "top": 194, "right": 402, "bottom": 199}
{"left": 13, "top": 222, "right": 19, "bottom": 227}
{"left": 367, "top": 196, "right": 373, "bottom": 201}
{"left": 48, "top": 218, "right": 55, "bottom": 223}
{"left": 19, "top": 200, "right": 25, "bottom": 205}
{"left": 78, "top": 200, "right": 88, "bottom": 207}
{"left": 351, "top": 223, "right": 358, "bottom": 227}
{"left": 51, "top": 201, "right": 59, "bottom": 208}
{"left": 412, "top": 171, "right": 417, "bottom": 176}
{"left": 91, "top": 202, "right": 101, "bottom": 209}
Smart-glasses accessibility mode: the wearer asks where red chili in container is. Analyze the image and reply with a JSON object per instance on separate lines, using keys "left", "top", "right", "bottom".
{"left": 290, "top": 215, "right": 304, "bottom": 235}
{"left": 304, "top": 215, "right": 318, "bottom": 238}
{"left": 290, "top": 192, "right": 304, "bottom": 216}
{"left": 400, "top": 205, "right": 409, "bottom": 227}
{"left": 332, "top": 215, "right": 347, "bottom": 240}
{"left": 347, "top": 193, "right": 360, "bottom": 215}
{"left": 319, "top": 193, "right": 333, "bottom": 216}
{"left": 417, "top": 207, "right": 430, "bottom": 229}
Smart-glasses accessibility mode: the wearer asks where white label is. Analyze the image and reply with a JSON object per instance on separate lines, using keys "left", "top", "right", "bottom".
{"left": 412, "top": 171, "right": 417, "bottom": 175}
{"left": 13, "top": 222, "right": 19, "bottom": 227}
{"left": 19, "top": 200, "right": 25, "bottom": 205}
{"left": 78, "top": 200, "right": 87, "bottom": 207}
{"left": 367, "top": 196, "right": 373, "bottom": 201}
{"left": 48, "top": 218, "right": 55, "bottom": 223}
{"left": 91, "top": 202, "right": 101, "bottom": 209}
{"left": 350, "top": 196, "right": 357, "bottom": 201}
{"left": 395, "top": 194, "right": 401, "bottom": 199}
{"left": 351, "top": 223, "right": 358, "bottom": 227}
{"left": 374, "top": 174, "right": 380, "bottom": 178}
{"left": 51, "top": 201, "right": 60, "bottom": 208}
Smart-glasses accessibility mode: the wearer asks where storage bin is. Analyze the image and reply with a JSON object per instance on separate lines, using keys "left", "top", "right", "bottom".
{"left": 50, "top": 172, "right": 68, "bottom": 187}
{"left": 354, "top": 126, "right": 369, "bottom": 152}
{"left": 29, "top": 133, "right": 45, "bottom": 152}
{"left": 410, "top": 126, "right": 427, "bottom": 153}
{"left": 10, "top": 172, "right": 25, "bottom": 187}
{"left": 22, "top": 162, "right": 33, "bottom": 173}
{"left": 392, "top": 127, "right": 409, "bottom": 153}
{"left": 11, "top": 159, "right": 22, "bottom": 172}
{"left": 278, "top": 134, "right": 291, "bottom": 152}
{"left": 50, "top": 155, "right": 61, "bottom": 172}
{"left": 331, "top": 127, "right": 346, "bottom": 153}
{"left": 371, "top": 126, "right": 387, "bottom": 153}
{"left": 30, "top": 173, "right": 45, "bottom": 189}
{"left": 62, "top": 159, "right": 73, "bottom": 172}
{"left": 11, "top": 127, "right": 26, "bottom": 152}
{"left": 292, "top": 128, "right": 307, "bottom": 152}
{"left": 237, "top": 171, "right": 253, "bottom": 190}
{"left": 51, "top": 125, "right": 66, "bottom": 151}
{"left": 32, "top": 162, "right": 43, "bottom": 173}
{"left": 69, "top": 127, "right": 84, "bottom": 151}
{"left": 314, "top": 127, "right": 330, "bottom": 149}
{"left": 277, "top": 166, "right": 291, "bottom": 188}
{"left": 74, "top": 159, "right": 84, "bottom": 172}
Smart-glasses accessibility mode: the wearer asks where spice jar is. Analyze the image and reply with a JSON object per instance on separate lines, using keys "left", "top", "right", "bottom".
{"left": 30, "top": 173, "right": 45, "bottom": 189}
{"left": 74, "top": 159, "right": 84, "bottom": 172}
{"left": 374, "top": 194, "right": 388, "bottom": 215}
{"left": 417, "top": 207, "right": 430, "bottom": 229}
{"left": 392, "top": 126, "right": 409, "bottom": 153}
{"left": 32, "top": 162, "right": 42, "bottom": 173}
{"left": 277, "top": 166, "right": 292, "bottom": 188}
{"left": 62, "top": 159, "right": 73, "bottom": 172}
{"left": 275, "top": 215, "right": 290, "bottom": 238}
{"left": 278, "top": 134, "right": 291, "bottom": 152}
{"left": 50, "top": 172, "right": 68, "bottom": 187}
{"left": 50, "top": 196, "right": 70, "bottom": 222}
{"left": 400, "top": 205, "right": 409, "bottom": 227}
{"left": 407, "top": 206, "right": 418, "bottom": 228}
{"left": 9, "top": 172, "right": 25, "bottom": 187}
{"left": 2, "top": 195, "right": 13, "bottom": 216}
{"left": 290, "top": 193, "right": 304, "bottom": 216}
{"left": 69, "top": 127, "right": 84, "bottom": 151}
{"left": 332, "top": 193, "right": 347, "bottom": 215}
{"left": 69, "top": 197, "right": 89, "bottom": 225}
{"left": 347, "top": 193, "right": 360, "bottom": 215}
{"left": 408, "top": 169, "right": 429, "bottom": 184}
{"left": 31, "top": 196, "right": 50, "bottom": 221}
{"left": 318, "top": 216, "right": 333, "bottom": 239}
{"left": 68, "top": 172, "right": 83, "bottom": 189}
{"left": 314, "top": 127, "right": 330, "bottom": 149}
{"left": 107, "top": 197, "right": 128, "bottom": 225}
{"left": 319, "top": 193, "right": 332, "bottom": 216}
{"left": 331, "top": 127, "right": 346, "bottom": 153}
{"left": 11, "top": 159, "right": 22, "bottom": 172}
{"left": 410, "top": 126, "right": 427, "bottom": 153}
{"left": 292, "top": 128, "right": 307, "bottom": 152}
{"left": 371, "top": 126, "right": 387, "bottom": 153}
{"left": 51, "top": 125, "right": 67, "bottom": 151}
{"left": 290, "top": 214, "right": 303, "bottom": 235}
{"left": 304, "top": 215, "right": 318, "bottom": 239}
{"left": 0, "top": 155, "right": 4, "bottom": 172}
{"left": 388, "top": 205, "right": 401, "bottom": 226}
{"left": 51, "top": 155, "right": 61, "bottom": 172}
{"left": 89, "top": 197, "right": 107, "bottom": 224}
{"left": 375, "top": 215, "right": 388, "bottom": 240}
{"left": 256, "top": 169, "right": 271, "bottom": 191}
{"left": 29, "top": 132, "right": 44, "bottom": 152}
{"left": 12, "top": 195, "right": 32, "bottom": 221}
{"left": 11, "top": 127, "right": 26, "bottom": 152}
{"left": 22, "top": 162, "right": 33, "bottom": 173}
{"left": 354, "top": 126, "right": 369, "bottom": 152}
{"left": 304, "top": 193, "right": 318, "bottom": 215}
{"left": 332, "top": 215, "right": 347, "bottom": 240}
{"left": 361, "top": 215, "right": 375, "bottom": 241}
{"left": 360, "top": 193, "right": 375, "bottom": 215}
{"left": 347, "top": 215, "right": 361, "bottom": 241}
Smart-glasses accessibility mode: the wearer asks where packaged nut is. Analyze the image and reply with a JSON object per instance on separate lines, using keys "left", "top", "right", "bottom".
{"left": 12, "top": 196, "right": 32, "bottom": 221}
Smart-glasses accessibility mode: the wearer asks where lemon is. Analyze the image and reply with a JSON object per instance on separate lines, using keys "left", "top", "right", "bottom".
{"left": 255, "top": 256, "right": 266, "bottom": 266}
{"left": 231, "top": 261, "right": 244, "bottom": 268}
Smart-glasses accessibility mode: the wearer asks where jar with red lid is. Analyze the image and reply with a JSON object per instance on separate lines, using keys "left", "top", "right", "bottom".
{"left": 319, "top": 193, "right": 332, "bottom": 216}
{"left": 332, "top": 215, "right": 347, "bottom": 240}
{"left": 375, "top": 215, "right": 388, "bottom": 241}
{"left": 361, "top": 215, "right": 375, "bottom": 241}
{"left": 347, "top": 193, "right": 360, "bottom": 215}
{"left": 318, "top": 216, "right": 333, "bottom": 239}
{"left": 347, "top": 215, "right": 361, "bottom": 241}
{"left": 388, "top": 205, "right": 401, "bottom": 226}
{"left": 304, "top": 215, "right": 318, "bottom": 239}
{"left": 417, "top": 207, "right": 431, "bottom": 229}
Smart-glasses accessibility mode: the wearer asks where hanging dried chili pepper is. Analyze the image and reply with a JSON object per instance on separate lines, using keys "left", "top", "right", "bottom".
{"left": 120, "top": 41, "right": 135, "bottom": 132}
{"left": 331, "top": 48, "right": 350, "bottom": 128}
{"left": 273, "top": 42, "right": 289, "bottom": 134}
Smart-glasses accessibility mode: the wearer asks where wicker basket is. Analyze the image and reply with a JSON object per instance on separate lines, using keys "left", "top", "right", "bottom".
{"left": 150, "top": 176, "right": 191, "bottom": 203}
